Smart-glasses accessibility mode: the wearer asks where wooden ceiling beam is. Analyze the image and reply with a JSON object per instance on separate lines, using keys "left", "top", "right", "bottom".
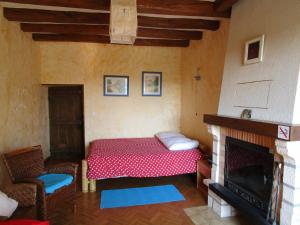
{"left": 137, "top": 28, "right": 202, "bottom": 40}
{"left": 32, "top": 33, "right": 190, "bottom": 47}
{"left": 138, "top": 16, "right": 219, "bottom": 31}
{"left": 0, "top": 0, "right": 231, "bottom": 17}
{"left": 21, "top": 23, "right": 110, "bottom": 35}
{"left": 215, "top": 0, "right": 239, "bottom": 12}
{"left": 3, "top": 8, "right": 110, "bottom": 24}
{"left": 32, "top": 33, "right": 110, "bottom": 43}
{"left": 0, "top": 0, "right": 110, "bottom": 11}
{"left": 134, "top": 39, "right": 189, "bottom": 47}
{"left": 137, "top": 0, "right": 231, "bottom": 17}
{"left": 21, "top": 23, "right": 203, "bottom": 40}
{"left": 4, "top": 8, "right": 220, "bottom": 30}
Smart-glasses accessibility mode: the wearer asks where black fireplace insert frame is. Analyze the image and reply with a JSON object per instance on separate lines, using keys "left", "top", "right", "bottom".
{"left": 224, "top": 137, "right": 274, "bottom": 215}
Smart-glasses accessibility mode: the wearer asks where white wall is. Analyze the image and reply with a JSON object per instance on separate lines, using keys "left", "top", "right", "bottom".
{"left": 218, "top": 0, "right": 300, "bottom": 124}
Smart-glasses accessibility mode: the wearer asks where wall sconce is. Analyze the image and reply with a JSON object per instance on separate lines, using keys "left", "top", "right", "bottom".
{"left": 194, "top": 67, "right": 201, "bottom": 81}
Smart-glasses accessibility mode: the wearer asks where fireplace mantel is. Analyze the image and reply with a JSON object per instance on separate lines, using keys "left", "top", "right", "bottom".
{"left": 203, "top": 114, "right": 300, "bottom": 141}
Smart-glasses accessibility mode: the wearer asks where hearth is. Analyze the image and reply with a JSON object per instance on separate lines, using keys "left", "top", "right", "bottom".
{"left": 224, "top": 137, "right": 274, "bottom": 216}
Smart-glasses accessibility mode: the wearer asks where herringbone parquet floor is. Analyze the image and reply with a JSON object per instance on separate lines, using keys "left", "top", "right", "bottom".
{"left": 16, "top": 174, "right": 207, "bottom": 225}
{"left": 65, "top": 175, "right": 205, "bottom": 225}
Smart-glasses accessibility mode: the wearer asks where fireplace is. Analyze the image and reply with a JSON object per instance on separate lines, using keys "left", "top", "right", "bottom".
{"left": 203, "top": 114, "right": 300, "bottom": 225}
{"left": 225, "top": 137, "right": 274, "bottom": 216}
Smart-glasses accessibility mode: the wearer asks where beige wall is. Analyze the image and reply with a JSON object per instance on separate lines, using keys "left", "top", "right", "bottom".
{"left": 39, "top": 43, "right": 182, "bottom": 150}
{"left": 0, "top": 5, "right": 49, "bottom": 186}
{"left": 219, "top": 0, "right": 300, "bottom": 124}
{"left": 181, "top": 21, "right": 230, "bottom": 151}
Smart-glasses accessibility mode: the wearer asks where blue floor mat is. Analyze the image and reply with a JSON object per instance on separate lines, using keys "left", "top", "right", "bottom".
{"left": 100, "top": 184, "right": 185, "bottom": 209}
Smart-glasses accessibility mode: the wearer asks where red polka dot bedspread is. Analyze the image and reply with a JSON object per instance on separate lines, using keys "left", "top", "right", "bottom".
{"left": 87, "top": 137, "right": 203, "bottom": 180}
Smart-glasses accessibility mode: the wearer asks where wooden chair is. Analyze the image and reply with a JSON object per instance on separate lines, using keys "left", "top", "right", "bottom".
{"left": 3, "top": 146, "right": 78, "bottom": 221}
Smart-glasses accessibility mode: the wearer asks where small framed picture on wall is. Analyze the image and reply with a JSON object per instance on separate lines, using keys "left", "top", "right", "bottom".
{"left": 104, "top": 75, "right": 129, "bottom": 96}
{"left": 244, "top": 35, "right": 265, "bottom": 65}
{"left": 142, "top": 72, "right": 162, "bottom": 96}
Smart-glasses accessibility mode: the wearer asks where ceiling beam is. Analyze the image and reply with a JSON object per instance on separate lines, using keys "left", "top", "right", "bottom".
{"left": 21, "top": 23, "right": 203, "bottom": 40}
{"left": 32, "top": 33, "right": 190, "bottom": 47}
{"left": 215, "top": 0, "right": 239, "bottom": 12}
{"left": 134, "top": 39, "right": 189, "bottom": 47}
{"left": 3, "top": 8, "right": 109, "bottom": 24}
{"left": 0, "top": 0, "right": 231, "bottom": 17}
{"left": 137, "top": 0, "right": 231, "bottom": 17}
{"left": 137, "top": 28, "right": 202, "bottom": 40}
{"left": 22, "top": 23, "right": 110, "bottom": 34}
{"left": 4, "top": 8, "right": 220, "bottom": 30}
{"left": 0, "top": 0, "right": 110, "bottom": 11}
{"left": 138, "top": 16, "right": 219, "bottom": 31}
{"left": 33, "top": 33, "right": 110, "bottom": 43}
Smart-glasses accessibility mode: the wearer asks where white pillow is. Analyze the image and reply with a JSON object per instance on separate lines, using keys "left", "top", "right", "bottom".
{"left": 0, "top": 191, "right": 18, "bottom": 218}
{"left": 155, "top": 131, "right": 184, "bottom": 139}
{"left": 158, "top": 136, "right": 199, "bottom": 151}
{"left": 169, "top": 139, "right": 199, "bottom": 151}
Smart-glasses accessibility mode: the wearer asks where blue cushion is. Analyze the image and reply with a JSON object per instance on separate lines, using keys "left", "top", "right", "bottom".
{"left": 37, "top": 173, "right": 73, "bottom": 194}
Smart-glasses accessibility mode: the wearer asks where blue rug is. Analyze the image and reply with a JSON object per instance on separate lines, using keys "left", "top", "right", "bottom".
{"left": 100, "top": 184, "right": 185, "bottom": 209}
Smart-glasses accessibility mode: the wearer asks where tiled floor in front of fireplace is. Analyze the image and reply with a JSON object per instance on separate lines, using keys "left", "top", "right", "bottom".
{"left": 184, "top": 206, "right": 251, "bottom": 225}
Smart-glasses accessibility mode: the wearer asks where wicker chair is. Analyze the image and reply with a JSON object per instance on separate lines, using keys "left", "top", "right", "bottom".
{"left": 3, "top": 183, "right": 37, "bottom": 208}
{"left": 3, "top": 146, "right": 78, "bottom": 221}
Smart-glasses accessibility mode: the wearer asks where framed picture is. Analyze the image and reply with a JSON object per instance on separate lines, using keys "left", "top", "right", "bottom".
{"left": 104, "top": 75, "right": 129, "bottom": 96}
{"left": 244, "top": 35, "right": 265, "bottom": 65}
{"left": 142, "top": 72, "right": 162, "bottom": 96}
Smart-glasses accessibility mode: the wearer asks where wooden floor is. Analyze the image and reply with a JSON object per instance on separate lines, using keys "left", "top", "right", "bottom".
{"left": 16, "top": 173, "right": 207, "bottom": 225}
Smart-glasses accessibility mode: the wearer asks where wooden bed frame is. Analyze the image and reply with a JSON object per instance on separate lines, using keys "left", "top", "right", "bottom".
{"left": 82, "top": 159, "right": 204, "bottom": 193}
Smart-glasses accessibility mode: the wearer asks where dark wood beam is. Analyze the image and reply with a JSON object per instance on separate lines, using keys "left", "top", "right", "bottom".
{"left": 32, "top": 33, "right": 110, "bottom": 43}
{"left": 21, "top": 23, "right": 110, "bottom": 35}
{"left": 4, "top": 8, "right": 220, "bottom": 30}
{"left": 215, "top": 0, "right": 239, "bottom": 12}
{"left": 4, "top": 8, "right": 109, "bottom": 24}
{"left": 138, "top": 16, "right": 220, "bottom": 31}
{"left": 135, "top": 39, "right": 189, "bottom": 47}
{"left": 137, "top": 0, "right": 231, "bottom": 17}
{"left": 32, "top": 33, "right": 189, "bottom": 47}
{"left": 137, "top": 28, "right": 202, "bottom": 40}
{"left": 21, "top": 23, "right": 203, "bottom": 40}
{"left": 0, "top": 0, "right": 110, "bottom": 11}
{"left": 0, "top": 0, "right": 231, "bottom": 17}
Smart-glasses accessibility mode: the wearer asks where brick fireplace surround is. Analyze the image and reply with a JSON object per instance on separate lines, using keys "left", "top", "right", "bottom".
{"left": 204, "top": 115, "right": 300, "bottom": 225}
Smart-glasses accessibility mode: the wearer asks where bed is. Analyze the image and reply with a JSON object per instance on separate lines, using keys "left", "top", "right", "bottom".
{"left": 82, "top": 137, "right": 203, "bottom": 192}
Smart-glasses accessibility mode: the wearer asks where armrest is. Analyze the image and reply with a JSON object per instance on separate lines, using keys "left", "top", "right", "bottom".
{"left": 17, "top": 178, "right": 47, "bottom": 220}
{"left": 46, "top": 163, "right": 78, "bottom": 181}
{"left": 3, "top": 183, "right": 36, "bottom": 207}
{"left": 17, "top": 178, "right": 46, "bottom": 199}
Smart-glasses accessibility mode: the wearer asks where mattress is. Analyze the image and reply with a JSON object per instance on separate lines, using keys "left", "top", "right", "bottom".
{"left": 87, "top": 137, "right": 203, "bottom": 180}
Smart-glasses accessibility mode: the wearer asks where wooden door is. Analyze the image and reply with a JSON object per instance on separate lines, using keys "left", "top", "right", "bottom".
{"left": 48, "top": 86, "right": 84, "bottom": 159}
